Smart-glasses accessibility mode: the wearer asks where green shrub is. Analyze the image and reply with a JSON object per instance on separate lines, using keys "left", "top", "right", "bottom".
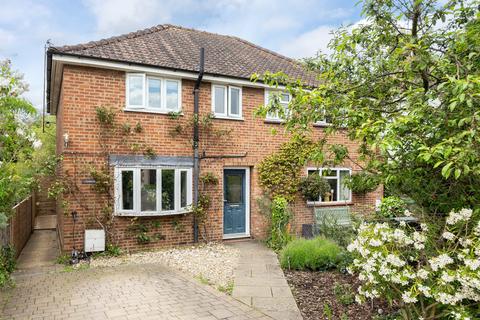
{"left": 299, "top": 174, "right": 330, "bottom": 201}
{"left": 377, "top": 196, "right": 406, "bottom": 218}
{"left": 267, "top": 196, "right": 293, "bottom": 251}
{"left": 316, "top": 214, "right": 356, "bottom": 248}
{"left": 0, "top": 245, "right": 16, "bottom": 287}
{"left": 280, "top": 237, "right": 343, "bottom": 271}
{"left": 343, "top": 171, "right": 380, "bottom": 194}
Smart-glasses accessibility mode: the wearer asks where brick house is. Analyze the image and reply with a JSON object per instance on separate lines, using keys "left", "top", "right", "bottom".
{"left": 46, "top": 24, "right": 382, "bottom": 252}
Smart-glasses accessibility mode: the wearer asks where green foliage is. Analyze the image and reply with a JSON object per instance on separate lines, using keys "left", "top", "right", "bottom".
{"left": 343, "top": 172, "right": 380, "bottom": 194}
{"left": 280, "top": 237, "right": 343, "bottom": 271}
{"left": 95, "top": 106, "right": 116, "bottom": 126}
{"left": 171, "top": 218, "right": 185, "bottom": 233}
{"left": 0, "top": 245, "right": 16, "bottom": 287}
{"left": 264, "top": 196, "right": 293, "bottom": 251}
{"left": 56, "top": 253, "right": 70, "bottom": 265}
{"left": 143, "top": 146, "right": 156, "bottom": 158}
{"left": 258, "top": 136, "right": 315, "bottom": 202}
{"left": 299, "top": 174, "right": 330, "bottom": 201}
{"left": 192, "top": 194, "right": 211, "bottom": 225}
{"left": 316, "top": 214, "right": 356, "bottom": 249}
{"left": 0, "top": 59, "right": 46, "bottom": 225}
{"left": 128, "top": 218, "right": 165, "bottom": 244}
{"left": 104, "top": 244, "right": 122, "bottom": 257}
{"left": 134, "top": 121, "right": 143, "bottom": 133}
{"left": 217, "top": 280, "right": 234, "bottom": 295}
{"left": 323, "top": 302, "right": 333, "bottom": 320}
{"left": 256, "top": 0, "right": 480, "bottom": 214}
{"left": 121, "top": 122, "right": 131, "bottom": 134}
{"left": 333, "top": 283, "right": 354, "bottom": 306}
{"left": 200, "top": 172, "right": 218, "bottom": 186}
{"left": 378, "top": 196, "right": 407, "bottom": 218}
{"left": 89, "top": 166, "right": 111, "bottom": 195}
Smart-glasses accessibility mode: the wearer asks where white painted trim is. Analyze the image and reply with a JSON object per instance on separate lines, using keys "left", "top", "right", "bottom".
{"left": 306, "top": 167, "right": 352, "bottom": 204}
{"left": 52, "top": 54, "right": 286, "bottom": 89}
{"left": 222, "top": 167, "right": 251, "bottom": 238}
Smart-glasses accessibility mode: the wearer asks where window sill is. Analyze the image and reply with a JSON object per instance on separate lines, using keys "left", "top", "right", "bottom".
{"left": 313, "top": 122, "right": 331, "bottom": 128}
{"left": 124, "top": 108, "right": 183, "bottom": 115}
{"left": 213, "top": 115, "right": 244, "bottom": 121}
{"left": 264, "top": 119, "right": 285, "bottom": 124}
{"left": 306, "top": 201, "right": 353, "bottom": 207}
{"left": 114, "top": 210, "right": 191, "bottom": 217}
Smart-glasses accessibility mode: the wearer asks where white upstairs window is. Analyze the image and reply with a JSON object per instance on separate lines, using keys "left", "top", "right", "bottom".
{"left": 126, "top": 73, "right": 181, "bottom": 113}
{"left": 212, "top": 84, "right": 242, "bottom": 119}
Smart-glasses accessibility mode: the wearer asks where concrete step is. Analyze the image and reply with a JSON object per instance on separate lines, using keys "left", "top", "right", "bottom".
{"left": 34, "top": 215, "right": 57, "bottom": 230}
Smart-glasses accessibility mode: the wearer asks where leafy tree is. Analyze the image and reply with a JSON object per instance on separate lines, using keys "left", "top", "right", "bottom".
{"left": 0, "top": 60, "right": 50, "bottom": 226}
{"left": 255, "top": 0, "right": 480, "bottom": 214}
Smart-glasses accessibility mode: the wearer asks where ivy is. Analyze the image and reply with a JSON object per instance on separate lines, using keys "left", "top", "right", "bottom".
{"left": 257, "top": 135, "right": 316, "bottom": 202}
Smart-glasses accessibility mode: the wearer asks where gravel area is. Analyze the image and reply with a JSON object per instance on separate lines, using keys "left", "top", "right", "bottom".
{"left": 91, "top": 242, "right": 239, "bottom": 288}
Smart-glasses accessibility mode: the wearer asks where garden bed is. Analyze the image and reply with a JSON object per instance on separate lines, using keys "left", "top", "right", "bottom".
{"left": 285, "top": 270, "right": 395, "bottom": 320}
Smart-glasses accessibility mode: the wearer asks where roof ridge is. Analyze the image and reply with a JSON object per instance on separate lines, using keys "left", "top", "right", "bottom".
{"left": 52, "top": 24, "right": 173, "bottom": 52}
{"left": 164, "top": 24, "right": 302, "bottom": 66}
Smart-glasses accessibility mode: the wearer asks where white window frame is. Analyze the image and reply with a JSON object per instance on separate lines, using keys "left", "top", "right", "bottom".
{"left": 126, "top": 73, "right": 146, "bottom": 109}
{"left": 125, "top": 73, "right": 182, "bottom": 113}
{"left": 212, "top": 84, "right": 243, "bottom": 119}
{"left": 264, "top": 89, "right": 291, "bottom": 122}
{"left": 114, "top": 167, "right": 192, "bottom": 216}
{"left": 306, "top": 167, "right": 352, "bottom": 204}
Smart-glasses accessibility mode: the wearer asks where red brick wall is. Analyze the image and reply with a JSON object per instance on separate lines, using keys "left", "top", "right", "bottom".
{"left": 56, "top": 65, "right": 382, "bottom": 251}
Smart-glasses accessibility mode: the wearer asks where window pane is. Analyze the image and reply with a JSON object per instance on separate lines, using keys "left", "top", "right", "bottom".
{"left": 166, "top": 81, "right": 179, "bottom": 110}
{"left": 162, "top": 169, "right": 175, "bottom": 210}
{"left": 280, "top": 93, "right": 290, "bottom": 103}
{"left": 324, "top": 179, "right": 338, "bottom": 202}
{"left": 214, "top": 86, "right": 225, "bottom": 114}
{"left": 140, "top": 169, "right": 157, "bottom": 211}
{"left": 226, "top": 174, "right": 243, "bottom": 204}
{"left": 181, "top": 171, "right": 187, "bottom": 208}
{"left": 121, "top": 171, "right": 134, "bottom": 210}
{"left": 230, "top": 87, "right": 240, "bottom": 116}
{"left": 148, "top": 78, "right": 161, "bottom": 108}
{"left": 128, "top": 75, "right": 144, "bottom": 106}
{"left": 339, "top": 170, "right": 350, "bottom": 201}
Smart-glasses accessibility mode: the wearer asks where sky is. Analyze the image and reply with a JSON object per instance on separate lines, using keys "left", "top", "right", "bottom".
{"left": 0, "top": 0, "right": 362, "bottom": 111}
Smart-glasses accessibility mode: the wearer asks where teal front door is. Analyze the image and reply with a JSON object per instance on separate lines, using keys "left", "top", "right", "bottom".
{"left": 223, "top": 169, "right": 246, "bottom": 235}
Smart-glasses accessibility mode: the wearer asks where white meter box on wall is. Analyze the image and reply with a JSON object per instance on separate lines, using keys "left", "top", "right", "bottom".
{"left": 84, "top": 229, "right": 105, "bottom": 252}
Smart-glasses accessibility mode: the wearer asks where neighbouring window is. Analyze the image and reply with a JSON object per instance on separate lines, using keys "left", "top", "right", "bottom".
{"left": 115, "top": 167, "right": 192, "bottom": 215}
{"left": 307, "top": 168, "right": 351, "bottom": 203}
{"left": 212, "top": 84, "right": 242, "bottom": 118}
{"left": 126, "top": 73, "right": 181, "bottom": 112}
{"left": 265, "top": 90, "right": 290, "bottom": 121}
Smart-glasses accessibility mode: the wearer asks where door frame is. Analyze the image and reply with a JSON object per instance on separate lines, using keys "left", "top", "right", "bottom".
{"left": 222, "top": 167, "right": 250, "bottom": 239}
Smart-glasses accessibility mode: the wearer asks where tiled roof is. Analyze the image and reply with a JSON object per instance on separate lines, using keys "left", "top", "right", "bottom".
{"left": 50, "top": 24, "right": 318, "bottom": 86}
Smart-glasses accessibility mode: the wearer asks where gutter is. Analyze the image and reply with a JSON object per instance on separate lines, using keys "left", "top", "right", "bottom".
{"left": 193, "top": 48, "right": 205, "bottom": 243}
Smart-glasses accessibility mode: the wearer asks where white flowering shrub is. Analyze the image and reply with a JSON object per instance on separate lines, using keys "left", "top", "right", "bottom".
{"left": 347, "top": 208, "right": 480, "bottom": 319}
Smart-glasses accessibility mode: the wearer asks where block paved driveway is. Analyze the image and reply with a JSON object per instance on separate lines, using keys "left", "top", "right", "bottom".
{"left": 0, "top": 263, "right": 271, "bottom": 320}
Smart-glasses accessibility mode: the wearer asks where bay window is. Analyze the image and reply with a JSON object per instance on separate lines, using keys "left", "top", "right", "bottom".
{"left": 126, "top": 73, "right": 181, "bottom": 112}
{"left": 212, "top": 84, "right": 242, "bottom": 118}
{"left": 307, "top": 168, "right": 352, "bottom": 203}
{"left": 115, "top": 167, "right": 192, "bottom": 215}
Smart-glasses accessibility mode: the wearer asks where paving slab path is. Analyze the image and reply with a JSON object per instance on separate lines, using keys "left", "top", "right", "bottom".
{"left": 229, "top": 241, "right": 302, "bottom": 320}
{"left": 1, "top": 263, "right": 271, "bottom": 320}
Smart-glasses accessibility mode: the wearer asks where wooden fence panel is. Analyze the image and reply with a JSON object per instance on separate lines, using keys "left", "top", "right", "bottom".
{"left": 1, "top": 196, "right": 34, "bottom": 258}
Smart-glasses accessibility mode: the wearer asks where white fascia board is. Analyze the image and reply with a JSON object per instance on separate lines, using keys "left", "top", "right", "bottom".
{"left": 52, "top": 54, "right": 285, "bottom": 90}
